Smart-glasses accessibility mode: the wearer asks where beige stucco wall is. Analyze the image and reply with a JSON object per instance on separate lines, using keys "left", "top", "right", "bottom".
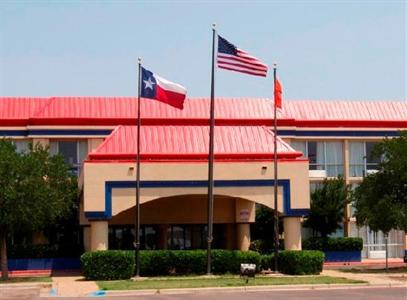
{"left": 83, "top": 160, "right": 309, "bottom": 223}
{"left": 107, "top": 195, "right": 255, "bottom": 225}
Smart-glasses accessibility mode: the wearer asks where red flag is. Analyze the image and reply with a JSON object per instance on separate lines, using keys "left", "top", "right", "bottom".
{"left": 274, "top": 78, "right": 282, "bottom": 108}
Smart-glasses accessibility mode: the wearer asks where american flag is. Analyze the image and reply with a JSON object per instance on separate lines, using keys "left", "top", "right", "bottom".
{"left": 217, "top": 35, "right": 268, "bottom": 77}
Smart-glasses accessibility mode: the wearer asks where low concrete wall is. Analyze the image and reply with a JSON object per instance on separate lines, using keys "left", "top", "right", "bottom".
{"left": 324, "top": 251, "right": 361, "bottom": 262}
{"left": 8, "top": 258, "right": 80, "bottom": 271}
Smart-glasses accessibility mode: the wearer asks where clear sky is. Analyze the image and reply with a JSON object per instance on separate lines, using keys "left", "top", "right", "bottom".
{"left": 0, "top": 0, "right": 405, "bottom": 100}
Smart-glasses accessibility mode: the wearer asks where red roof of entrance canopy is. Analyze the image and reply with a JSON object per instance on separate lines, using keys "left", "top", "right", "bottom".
{"left": 88, "top": 125, "right": 303, "bottom": 161}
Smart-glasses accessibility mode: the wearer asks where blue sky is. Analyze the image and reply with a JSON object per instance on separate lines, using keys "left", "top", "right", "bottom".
{"left": 0, "top": 1, "right": 405, "bottom": 100}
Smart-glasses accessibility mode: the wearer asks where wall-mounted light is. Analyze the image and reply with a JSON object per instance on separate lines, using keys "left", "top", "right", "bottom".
{"left": 128, "top": 167, "right": 135, "bottom": 176}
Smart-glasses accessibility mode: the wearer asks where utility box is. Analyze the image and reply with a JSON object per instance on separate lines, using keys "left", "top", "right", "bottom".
{"left": 240, "top": 263, "right": 256, "bottom": 278}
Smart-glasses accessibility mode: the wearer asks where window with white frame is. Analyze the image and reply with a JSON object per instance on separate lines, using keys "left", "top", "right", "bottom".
{"left": 349, "top": 141, "right": 380, "bottom": 177}
{"left": 13, "top": 140, "right": 30, "bottom": 153}
{"left": 49, "top": 140, "right": 88, "bottom": 175}
{"left": 290, "top": 141, "right": 344, "bottom": 177}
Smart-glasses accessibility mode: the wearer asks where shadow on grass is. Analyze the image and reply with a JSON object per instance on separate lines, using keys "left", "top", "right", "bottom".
{"left": 341, "top": 266, "right": 407, "bottom": 274}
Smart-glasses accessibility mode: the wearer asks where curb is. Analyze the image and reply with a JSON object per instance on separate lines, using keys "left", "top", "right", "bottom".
{"left": 102, "top": 283, "right": 407, "bottom": 296}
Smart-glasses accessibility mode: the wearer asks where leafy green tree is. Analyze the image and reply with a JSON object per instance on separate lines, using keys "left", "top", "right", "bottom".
{"left": 304, "top": 177, "right": 350, "bottom": 237}
{"left": 0, "top": 140, "right": 77, "bottom": 280}
{"left": 353, "top": 132, "right": 407, "bottom": 266}
{"left": 250, "top": 205, "right": 283, "bottom": 253}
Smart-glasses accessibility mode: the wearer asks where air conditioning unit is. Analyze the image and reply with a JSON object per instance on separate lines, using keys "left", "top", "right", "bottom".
{"left": 366, "top": 169, "right": 378, "bottom": 175}
{"left": 309, "top": 170, "right": 327, "bottom": 178}
{"left": 368, "top": 250, "right": 386, "bottom": 259}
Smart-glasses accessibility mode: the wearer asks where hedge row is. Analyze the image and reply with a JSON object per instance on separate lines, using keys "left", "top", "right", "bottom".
{"left": 81, "top": 249, "right": 324, "bottom": 280}
{"left": 302, "top": 237, "right": 363, "bottom": 251}
{"left": 140, "top": 249, "right": 261, "bottom": 276}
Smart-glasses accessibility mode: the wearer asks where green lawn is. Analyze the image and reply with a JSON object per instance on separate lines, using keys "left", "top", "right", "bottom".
{"left": 0, "top": 276, "right": 52, "bottom": 284}
{"left": 98, "top": 275, "right": 366, "bottom": 291}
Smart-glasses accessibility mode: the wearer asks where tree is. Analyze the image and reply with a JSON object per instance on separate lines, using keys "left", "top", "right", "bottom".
{"left": 353, "top": 132, "right": 407, "bottom": 267}
{"left": 0, "top": 140, "right": 78, "bottom": 280}
{"left": 304, "top": 176, "right": 350, "bottom": 237}
{"left": 250, "top": 205, "right": 283, "bottom": 253}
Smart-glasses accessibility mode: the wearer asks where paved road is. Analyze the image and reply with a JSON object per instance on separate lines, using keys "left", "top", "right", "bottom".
{"left": 40, "top": 287, "right": 407, "bottom": 300}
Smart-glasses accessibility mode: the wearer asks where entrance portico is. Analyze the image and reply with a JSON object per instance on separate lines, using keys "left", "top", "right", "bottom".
{"left": 81, "top": 125, "right": 310, "bottom": 251}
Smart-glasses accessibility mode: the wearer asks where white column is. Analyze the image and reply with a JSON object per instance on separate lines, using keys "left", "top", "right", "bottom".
{"left": 284, "top": 217, "right": 302, "bottom": 250}
{"left": 90, "top": 221, "right": 108, "bottom": 251}
{"left": 83, "top": 226, "right": 91, "bottom": 251}
{"left": 236, "top": 224, "right": 250, "bottom": 251}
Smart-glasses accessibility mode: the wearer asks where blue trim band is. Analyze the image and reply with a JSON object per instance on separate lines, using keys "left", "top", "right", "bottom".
{"left": 278, "top": 130, "right": 400, "bottom": 137}
{"left": 0, "top": 130, "right": 29, "bottom": 136}
{"left": 84, "top": 179, "right": 309, "bottom": 220}
{"left": 29, "top": 129, "right": 112, "bottom": 136}
{"left": 0, "top": 129, "right": 401, "bottom": 138}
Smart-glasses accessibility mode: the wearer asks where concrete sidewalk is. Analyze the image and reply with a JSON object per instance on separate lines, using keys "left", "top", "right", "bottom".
{"left": 324, "top": 258, "right": 406, "bottom": 269}
{"left": 322, "top": 269, "right": 407, "bottom": 286}
{"left": 47, "top": 275, "right": 99, "bottom": 297}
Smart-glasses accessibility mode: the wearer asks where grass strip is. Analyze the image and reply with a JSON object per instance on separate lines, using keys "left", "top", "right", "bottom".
{"left": 0, "top": 276, "right": 52, "bottom": 284}
{"left": 98, "top": 275, "right": 366, "bottom": 290}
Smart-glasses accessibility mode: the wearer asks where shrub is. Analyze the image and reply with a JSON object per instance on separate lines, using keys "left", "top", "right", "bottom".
{"left": 171, "top": 250, "right": 207, "bottom": 275}
{"left": 303, "top": 237, "right": 363, "bottom": 251}
{"left": 260, "top": 254, "right": 275, "bottom": 271}
{"left": 81, "top": 250, "right": 135, "bottom": 280}
{"left": 139, "top": 250, "right": 174, "bottom": 276}
{"left": 278, "top": 250, "right": 324, "bottom": 275}
{"left": 212, "top": 250, "right": 261, "bottom": 274}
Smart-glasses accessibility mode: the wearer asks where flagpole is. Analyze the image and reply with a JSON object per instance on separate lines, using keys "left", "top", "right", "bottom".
{"left": 135, "top": 57, "right": 142, "bottom": 277}
{"left": 273, "top": 63, "right": 279, "bottom": 272}
{"left": 207, "top": 23, "right": 216, "bottom": 275}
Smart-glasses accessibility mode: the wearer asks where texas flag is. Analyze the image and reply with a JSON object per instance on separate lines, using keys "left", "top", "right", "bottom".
{"left": 141, "top": 67, "right": 187, "bottom": 109}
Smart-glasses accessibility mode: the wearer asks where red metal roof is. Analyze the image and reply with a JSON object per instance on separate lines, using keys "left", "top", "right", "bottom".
{"left": 29, "top": 97, "right": 285, "bottom": 126}
{"left": 0, "top": 97, "right": 49, "bottom": 126}
{"left": 0, "top": 97, "right": 406, "bottom": 127}
{"left": 284, "top": 101, "right": 407, "bottom": 120}
{"left": 88, "top": 125, "right": 302, "bottom": 161}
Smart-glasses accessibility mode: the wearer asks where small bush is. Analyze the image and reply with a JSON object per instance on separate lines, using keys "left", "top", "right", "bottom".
{"left": 303, "top": 237, "right": 363, "bottom": 251}
{"left": 260, "top": 254, "right": 275, "bottom": 271}
{"left": 278, "top": 250, "right": 324, "bottom": 275}
{"left": 139, "top": 250, "right": 173, "bottom": 276}
{"left": 212, "top": 250, "right": 261, "bottom": 274}
{"left": 81, "top": 250, "right": 135, "bottom": 280}
{"left": 171, "top": 250, "right": 207, "bottom": 275}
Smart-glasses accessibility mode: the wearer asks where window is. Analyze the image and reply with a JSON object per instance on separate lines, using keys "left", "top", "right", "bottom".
{"left": 108, "top": 225, "right": 158, "bottom": 250}
{"left": 350, "top": 183, "right": 360, "bottom": 217}
{"left": 349, "top": 142, "right": 379, "bottom": 177}
{"left": 310, "top": 182, "right": 322, "bottom": 194}
{"left": 167, "top": 225, "right": 193, "bottom": 250}
{"left": 291, "top": 141, "right": 344, "bottom": 177}
{"left": 49, "top": 140, "right": 88, "bottom": 175}
{"left": 13, "top": 140, "right": 29, "bottom": 153}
